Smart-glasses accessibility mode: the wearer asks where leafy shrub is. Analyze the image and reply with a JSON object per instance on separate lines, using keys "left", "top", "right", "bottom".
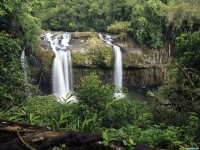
{"left": 103, "top": 125, "right": 166, "bottom": 149}
{"left": 164, "top": 126, "right": 183, "bottom": 149}
{"left": 71, "top": 49, "right": 87, "bottom": 65}
{"left": 2, "top": 95, "right": 78, "bottom": 130}
{"left": 176, "top": 30, "right": 200, "bottom": 71}
{"left": 103, "top": 124, "right": 198, "bottom": 149}
{"left": 107, "top": 21, "right": 132, "bottom": 34}
{"left": 102, "top": 100, "right": 153, "bottom": 128}
{"left": 102, "top": 127, "right": 136, "bottom": 149}
{"left": 106, "top": 21, "right": 132, "bottom": 40}
{"left": 75, "top": 73, "right": 114, "bottom": 113}
{"left": 75, "top": 73, "right": 154, "bottom": 131}
{"left": 138, "top": 125, "right": 166, "bottom": 147}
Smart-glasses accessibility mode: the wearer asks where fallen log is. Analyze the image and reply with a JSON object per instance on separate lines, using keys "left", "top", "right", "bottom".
{"left": 0, "top": 120, "right": 153, "bottom": 150}
{"left": 0, "top": 120, "right": 122, "bottom": 150}
{"left": 37, "top": 131, "right": 103, "bottom": 150}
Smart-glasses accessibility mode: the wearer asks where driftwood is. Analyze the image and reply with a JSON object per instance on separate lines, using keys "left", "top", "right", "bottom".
{"left": 0, "top": 119, "right": 153, "bottom": 150}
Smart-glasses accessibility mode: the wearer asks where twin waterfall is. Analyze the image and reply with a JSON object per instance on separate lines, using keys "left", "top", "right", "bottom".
{"left": 43, "top": 32, "right": 124, "bottom": 102}
{"left": 45, "top": 32, "right": 76, "bottom": 102}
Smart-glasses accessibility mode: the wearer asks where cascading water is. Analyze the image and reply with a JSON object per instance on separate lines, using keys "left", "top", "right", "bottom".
{"left": 113, "top": 45, "right": 124, "bottom": 99}
{"left": 21, "top": 50, "right": 28, "bottom": 85}
{"left": 44, "top": 32, "right": 77, "bottom": 102}
{"left": 21, "top": 49, "right": 31, "bottom": 95}
{"left": 99, "top": 34, "right": 125, "bottom": 99}
{"left": 61, "top": 33, "right": 71, "bottom": 47}
{"left": 113, "top": 45, "right": 122, "bottom": 88}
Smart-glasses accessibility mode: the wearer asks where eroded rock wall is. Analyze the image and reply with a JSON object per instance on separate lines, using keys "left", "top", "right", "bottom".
{"left": 73, "top": 67, "right": 167, "bottom": 89}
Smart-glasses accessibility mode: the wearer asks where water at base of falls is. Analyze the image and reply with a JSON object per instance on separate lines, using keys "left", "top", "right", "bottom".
{"left": 113, "top": 92, "right": 125, "bottom": 100}
{"left": 99, "top": 33, "right": 125, "bottom": 99}
{"left": 44, "top": 32, "right": 77, "bottom": 103}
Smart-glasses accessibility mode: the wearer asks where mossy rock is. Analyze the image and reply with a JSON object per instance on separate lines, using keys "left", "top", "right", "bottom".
{"left": 72, "top": 32, "right": 98, "bottom": 39}
{"left": 71, "top": 49, "right": 88, "bottom": 66}
{"left": 123, "top": 51, "right": 144, "bottom": 68}
{"left": 34, "top": 44, "right": 54, "bottom": 73}
{"left": 95, "top": 45, "right": 113, "bottom": 67}
{"left": 86, "top": 36, "right": 101, "bottom": 50}
{"left": 71, "top": 36, "right": 113, "bottom": 67}
{"left": 86, "top": 37, "right": 113, "bottom": 67}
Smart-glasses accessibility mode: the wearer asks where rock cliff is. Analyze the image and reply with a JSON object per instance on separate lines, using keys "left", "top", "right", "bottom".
{"left": 30, "top": 32, "right": 171, "bottom": 93}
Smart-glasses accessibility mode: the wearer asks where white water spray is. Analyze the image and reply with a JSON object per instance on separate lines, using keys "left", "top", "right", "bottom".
{"left": 99, "top": 34, "right": 125, "bottom": 99}
{"left": 45, "top": 32, "right": 77, "bottom": 103}
{"left": 21, "top": 49, "right": 31, "bottom": 95}
{"left": 61, "top": 33, "right": 71, "bottom": 47}
{"left": 21, "top": 50, "right": 28, "bottom": 85}
{"left": 52, "top": 52, "right": 66, "bottom": 98}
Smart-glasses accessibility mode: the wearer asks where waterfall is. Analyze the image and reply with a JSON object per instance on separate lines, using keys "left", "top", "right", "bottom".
{"left": 99, "top": 34, "right": 125, "bottom": 99}
{"left": 113, "top": 45, "right": 124, "bottom": 99}
{"left": 113, "top": 45, "right": 122, "bottom": 88}
{"left": 61, "top": 33, "right": 71, "bottom": 47}
{"left": 52, "top": 51, "right": 66, "bottom": 98}
{"left": 45, "top": 32, "right": 77, "bottom": 103}
{"left": 21, "top": 49, "right": 31, "bottom": 95}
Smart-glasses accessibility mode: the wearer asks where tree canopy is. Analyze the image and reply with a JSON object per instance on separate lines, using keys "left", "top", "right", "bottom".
{"left": 39, "top": 0, "right": 200, "bottom": 48}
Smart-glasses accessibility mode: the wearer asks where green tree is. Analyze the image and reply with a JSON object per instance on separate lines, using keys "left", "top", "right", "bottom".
{"left": 176, "top": 30, "right": 200, "bottom": 71}
{"left": 150, "top": 30, "right": 200, "bottom": 148}
{"left": 131, "top": 0, "right": 163, "bottom": 48}
{"left": 0, "top": 33, "right": 27, "bottom": 110}
{"left": 0, "top": 0, "right": 44, "bottom": 109}
{"left": 106, "top": 21, "right": 132, "bottom": 40}
{"left": 161, "top": 0, "right": 200, "bottom": 41}
{"left": 76, "top": 73, "right": 114, "bottom": 112}
{"left": 0, "top": 0, "right": 43, "bottom": 46}
{"left": 107, "top": 0, "right": 132, "bottom": 22}
{"left": 153, "top": 30, "right": 200, "bottom": 127}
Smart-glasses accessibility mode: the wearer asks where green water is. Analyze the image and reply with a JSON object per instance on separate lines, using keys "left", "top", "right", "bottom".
{"left": 127, "top": 90, "right": 150, "bottom": 101}
{"left": 127, "top": 85, "right": 159, "bottom": 101}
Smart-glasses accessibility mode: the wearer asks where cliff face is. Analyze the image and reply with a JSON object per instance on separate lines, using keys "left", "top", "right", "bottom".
{"left": 31, "top": 32, "right": 171, "bottom": 93}
{"left": 73, "top": 67, "right": 167, "bottom": 89}
{"left": 70, "top": 32, "right": 170, "bottom": 88}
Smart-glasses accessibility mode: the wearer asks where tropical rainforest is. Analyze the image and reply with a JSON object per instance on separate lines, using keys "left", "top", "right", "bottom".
{"left": 0, "top": 0, "right": 200, "bottom": 149}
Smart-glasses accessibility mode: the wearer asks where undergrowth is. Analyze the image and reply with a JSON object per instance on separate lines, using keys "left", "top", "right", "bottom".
{"left": 1, "top": 73, "right": 199, "bottom": 149}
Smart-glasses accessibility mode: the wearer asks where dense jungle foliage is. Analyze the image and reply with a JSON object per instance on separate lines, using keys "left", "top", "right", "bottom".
{"left": 0, "top": 0, "right": 200, "bottom": 149}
